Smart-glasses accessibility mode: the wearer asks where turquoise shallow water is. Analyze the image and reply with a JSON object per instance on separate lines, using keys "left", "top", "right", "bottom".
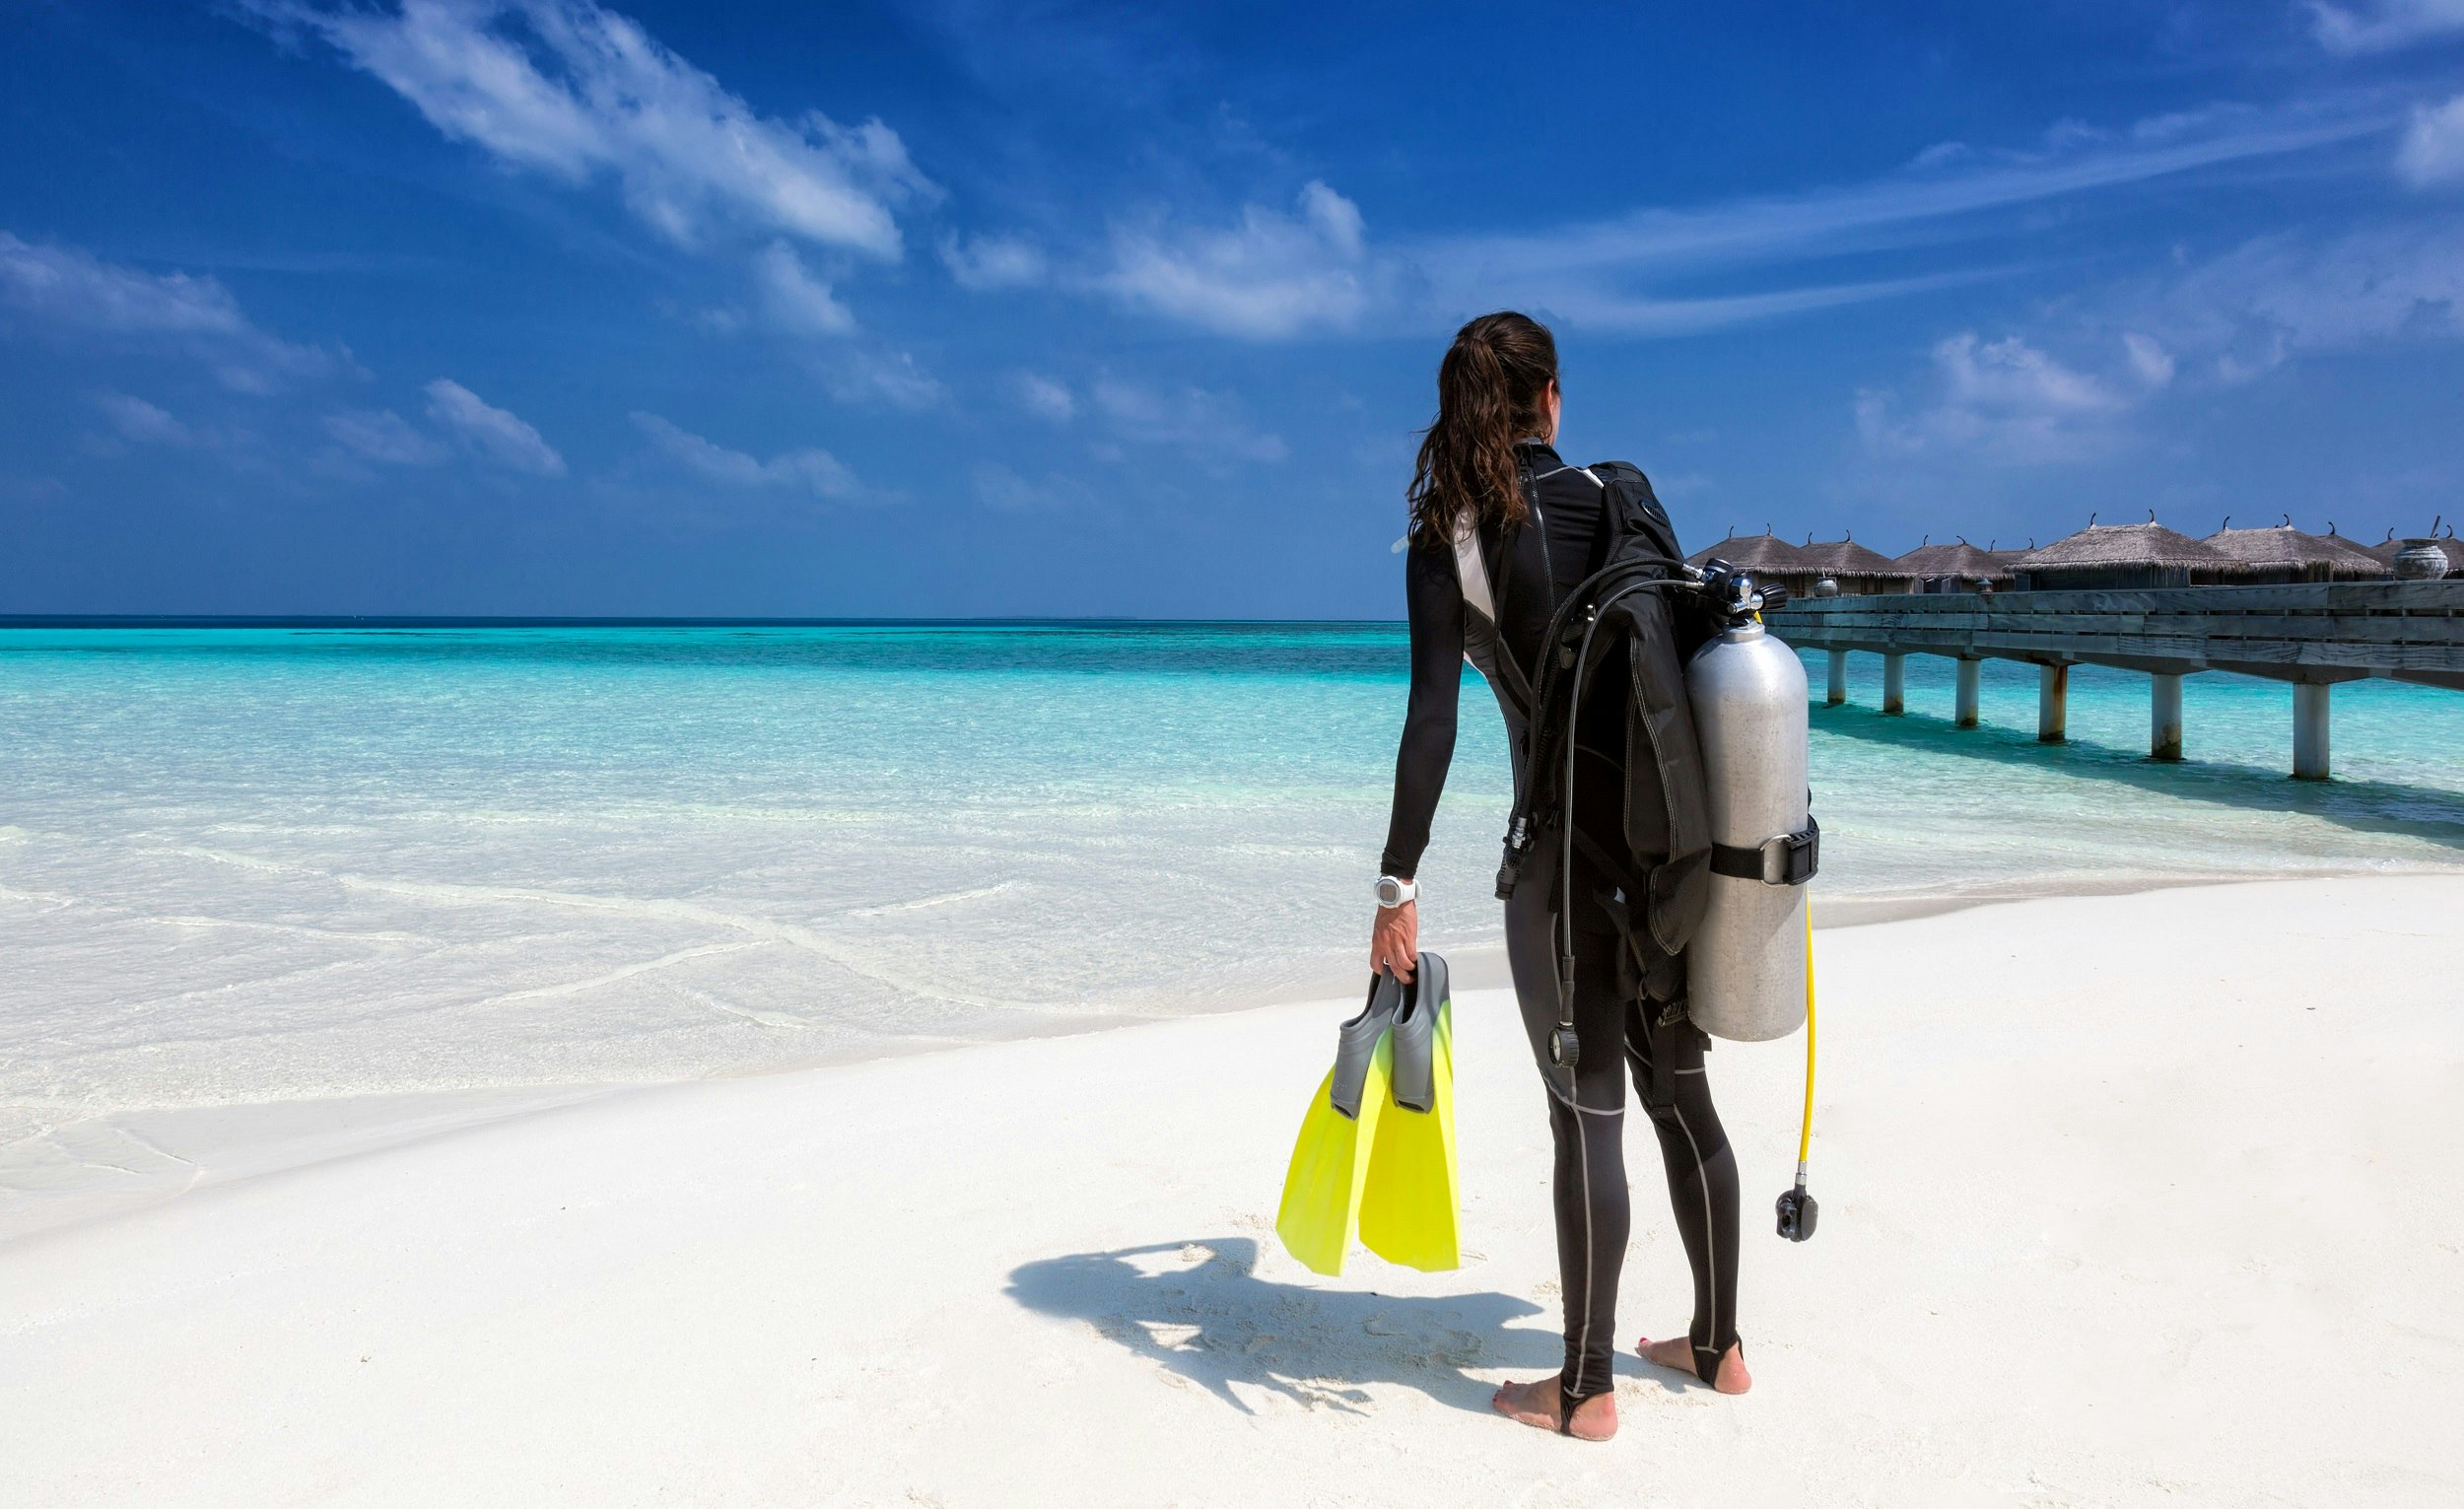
{"left": 2, "top": 622, "right": 2459, "bottom": 1125}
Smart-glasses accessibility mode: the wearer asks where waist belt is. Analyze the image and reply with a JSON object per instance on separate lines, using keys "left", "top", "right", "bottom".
{"left": 1708, "top": 815, "right": 1819, "bottom": 886}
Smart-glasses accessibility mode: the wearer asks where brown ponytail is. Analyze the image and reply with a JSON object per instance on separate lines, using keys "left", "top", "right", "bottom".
{"left": 1407, "top": 311, "right": 1558, "bottom": 545}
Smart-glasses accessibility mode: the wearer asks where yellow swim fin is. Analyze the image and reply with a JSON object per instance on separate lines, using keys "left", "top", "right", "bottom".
{"left": 1359, "top": 953, "right": 1461, "bottom": 1271}
{"left": 1274, "top": 974, "right": 1403, "bottom": 1276}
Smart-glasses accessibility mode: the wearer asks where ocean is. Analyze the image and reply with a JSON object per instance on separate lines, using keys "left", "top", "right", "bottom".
{"left": 4, "top": 622, "right": 2460, "bottom": 1136}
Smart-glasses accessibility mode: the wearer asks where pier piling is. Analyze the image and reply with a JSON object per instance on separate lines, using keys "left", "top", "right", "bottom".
{"left": 1882, "top": 652, "right": 1906, "bottom": 715}
{"left": 1954, "top": 657, "right": 1980, "bottom": 728}
{"left": 2151, "top": 674, "right": 2183, "bottom": 762}
{"left": 2037, "top": 664, "right": 2069, "bottom": 744}
{"left": 1826, "top": 651, "right": 1847, "bottom": 707}
{"left": 2293, "top": 683, "right": 2332, "bottom": 781}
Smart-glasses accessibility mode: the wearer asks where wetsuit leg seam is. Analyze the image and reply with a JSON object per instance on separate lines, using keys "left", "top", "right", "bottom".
{"left": 1670, "top": 1105, "right": 1722, "bottom": 1381}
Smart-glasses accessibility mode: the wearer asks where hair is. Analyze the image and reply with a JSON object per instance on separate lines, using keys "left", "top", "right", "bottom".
{"left": 1407, "top": 311, "right": 1558, "bottom": 544}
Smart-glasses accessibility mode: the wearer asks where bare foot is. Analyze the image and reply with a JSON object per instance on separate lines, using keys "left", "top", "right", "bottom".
{"left": 1489, "top": 1374, "right": 1617, "bottom": 1441}
{"left": 1637, "top": 1336, "right": 1751, "bottom": 1394}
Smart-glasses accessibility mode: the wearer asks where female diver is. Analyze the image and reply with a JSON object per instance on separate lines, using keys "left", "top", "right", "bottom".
{"left": 1369, "top": 311, "right": 1747, "bottom": 1441}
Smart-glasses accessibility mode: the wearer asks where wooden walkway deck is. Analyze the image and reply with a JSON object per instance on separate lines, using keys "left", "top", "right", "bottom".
{"left": 1762, "top": 580, "right": 2464, "bottom": 778}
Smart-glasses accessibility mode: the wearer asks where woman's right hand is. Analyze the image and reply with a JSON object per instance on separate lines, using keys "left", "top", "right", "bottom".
{"left": 1370, "top": 899, "right": 1418, "bottom": 983}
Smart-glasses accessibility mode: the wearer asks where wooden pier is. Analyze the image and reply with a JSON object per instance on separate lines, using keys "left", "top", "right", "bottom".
{"left": 1763, "top": 580, "right": 2464, "bottom": 779}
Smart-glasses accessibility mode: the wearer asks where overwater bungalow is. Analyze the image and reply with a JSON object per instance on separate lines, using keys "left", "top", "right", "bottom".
{"left": 2203, "top": 520, "right": 2391, "bottom": 583}
{"left": 1894, "top": 537, "right": 2014, "bottom": 593}
{"left": 1801, "top": 536, "right": 1919, "bottom": 595}
{"left": 2011, "top": 518, "right": 2232, "bottom": 591}
{"left": 1685, "top": 529, "right": 1823, "bottom": 596}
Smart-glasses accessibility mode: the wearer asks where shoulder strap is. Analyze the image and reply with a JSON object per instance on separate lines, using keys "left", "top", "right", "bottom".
{"left": 1452, "top": 517, "right": 1496, "bottom": 623}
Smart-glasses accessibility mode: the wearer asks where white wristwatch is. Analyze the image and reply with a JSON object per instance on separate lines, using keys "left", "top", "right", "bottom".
{"left": 1374, "top": 874, "right": 1417, "bottom": 908}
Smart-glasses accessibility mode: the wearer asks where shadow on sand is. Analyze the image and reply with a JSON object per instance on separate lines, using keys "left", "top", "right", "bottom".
{"left": 1006, "top": 1237, "right": 1665, "bottom": 1417}
{"left": 1813, "top": 699, "right": 2464, "bottom": 850}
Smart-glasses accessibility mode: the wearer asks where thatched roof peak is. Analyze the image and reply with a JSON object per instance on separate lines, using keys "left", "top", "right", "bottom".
{"left": 1895, "top": 538, "right": 2011, "bottom": 578}
{"left": 1686, "top": 530, "right": 1818, "bottom": 572}
{"left": 2015, "top": 519, "right": 2227, "bottom": 569}
{"left": 2205, "top": 523, "right": 2389, "bottom": 576}
{"left": 1802, "top": 536, "right": 1908, "bottom": 576}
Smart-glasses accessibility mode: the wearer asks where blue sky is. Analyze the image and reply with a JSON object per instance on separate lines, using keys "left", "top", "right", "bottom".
{"left": 4, "top": 0, "right": 2462, "bottom": 616}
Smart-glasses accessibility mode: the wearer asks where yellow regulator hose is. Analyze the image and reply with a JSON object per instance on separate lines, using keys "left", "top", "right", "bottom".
{"left": 1773, "top": 901, "right": 1819, "bottom": 1240}
{"left": 1798, "top": 903, "right": 1816, "bottom": 1176}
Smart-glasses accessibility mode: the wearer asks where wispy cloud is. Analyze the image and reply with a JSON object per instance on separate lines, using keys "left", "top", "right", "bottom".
{"left": 1856, "top": 331, "right": 2173, "bottom": 465}
{"left": 1100, "top": 180, "right": 1370, "bottom": 338}
{"left": 94, "top": 392, "right": 201, "bottom": 448}
{"left": 248, "top": 0, "right": 931, "bottom": 257}
{"left": 631, "top": 411, "right": 856, "bottom": 497}
{"left": 425, "top": 377, "right": 565, "bottom": 474}
{"left": 818, "top": 346, "right": 944, "bottom": 410}
{"left": 2398, "top": 94, "right": 2464, "bottom": 187}
{"left": 1090, "top": 377, "right": 1285, "bottom": 463}
{"left": 1049, "top": 101, "right": 2389, "bottom": 343}
{"left": 1414, "top": 103, "right": 2386, "bottom": 323}
{"left": 327, "top": 406, "right": 450, "bottom": 465}
{"left": 0, "top": 231, "right": 337, "bottom": 390}
{"left": 941, "top": 234, "right": 1048, "bottom": 291}
{"left": 753, "top": 240, "right": 855, "bottom": 335}
{"left": 1011, "top": 371, "right": 1074, "bottom": 422}
{"left": 2306, "top": 0, "right": 2464, "bottom": 55}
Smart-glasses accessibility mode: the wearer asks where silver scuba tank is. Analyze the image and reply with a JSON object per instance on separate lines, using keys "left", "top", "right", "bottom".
{"left": 1683, "top": 619, "right": 1813, "bottom": 1042}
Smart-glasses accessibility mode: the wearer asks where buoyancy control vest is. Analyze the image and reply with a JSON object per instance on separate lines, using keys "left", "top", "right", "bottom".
{"left": 1452, "top": 456, "right": 1717, "bottom": 1008}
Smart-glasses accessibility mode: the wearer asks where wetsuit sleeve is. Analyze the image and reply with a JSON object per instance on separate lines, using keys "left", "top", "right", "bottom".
{"left": 1379, "top": 539, "right": 1465, "bottom": 879}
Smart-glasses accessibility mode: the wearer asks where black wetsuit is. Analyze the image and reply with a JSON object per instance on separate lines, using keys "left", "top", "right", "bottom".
{"left": 1381, "top": 440, "right": 1742, "bottom": 1405}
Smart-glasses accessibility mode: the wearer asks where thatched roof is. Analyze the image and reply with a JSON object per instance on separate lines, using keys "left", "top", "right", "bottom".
{"left": 2205, "top": 524, "right": 2390, "bottom": 579}
{"left": 1895, "top": 538, "right": 2013, "bottom": 580}
{"left": 2014, "top": 521, "right": 2228, "bottom": 570}
{"left": 1686, "top": 531, "right": 1819, "bottom": 572}
{"left": 1802, "top": 537, "right": 1911, "bottom": 578}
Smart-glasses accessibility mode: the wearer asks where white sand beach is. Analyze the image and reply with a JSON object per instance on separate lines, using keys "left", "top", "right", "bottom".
{"left": 2, "top": 874, "right": 2458, "bottom": 1507}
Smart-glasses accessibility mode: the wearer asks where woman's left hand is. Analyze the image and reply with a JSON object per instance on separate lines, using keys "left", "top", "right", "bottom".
{"left": 1370, "top": 900, "right": 1418, "bottom": 983}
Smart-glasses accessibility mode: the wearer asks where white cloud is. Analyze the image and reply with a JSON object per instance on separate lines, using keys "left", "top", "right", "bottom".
{"left": 2307, "top": 0, "right": 2464, "bottom": 54}
{"left": 424, "top": 377, "right": 565, "bottom": 475}
{"left": 1415, "top": 102, "right": 2382, "bottom": 333}
{"left": 0, "top": 231, "right": 334, "bottom": 389}
{"left": 257, "top": 0, "right": 929, "bottom": 257}
{"left": 2142, "top": 221, "right": 2464, "bottom": 377}
{"left": 941, "top": 234, "right": 1048, "bottom": 291}
{"left": 327, "top": 407, "right": 449, "bottom": 464}
{"left": 631, "top": 411, "right": 856, "bottom": 497}
{"left": 1101, "top": 180, "right": 1370, "bottom": 338}
{"left": 1857, "top": 332, "right": 2169, "bottom": 465}
{"left": 820, "top": 347, "right": 943, "bottom": 409}
{"left": 1090, "top": 377, "right": 1285, "bottom": 463}
{"left": 1011, "top": 372, "right": 1074, "bottom": 423}
{"left": 94, "top": 393, "right": 197, "bottom": 447}
{"left": 2398, "top": 94, "right": 2464, "bottom": 187}
{"left": 753, "top": 240, "right": 855, "bottom": 335}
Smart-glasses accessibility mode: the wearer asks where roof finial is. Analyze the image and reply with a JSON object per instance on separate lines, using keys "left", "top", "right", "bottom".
{"left": 2088, "top": 512, "right": 2098, "bottom": 526}
{"left": 2281, "top": 513, "right": 2291, "bottom": 527}
{"left": 2221, "top": 514, "right": 2230, "bottom": 531}
{"left": 2147, "top": 508, "right": 2156, "bottom": 523}
{"left": 1921, "top": 533, "right": 1930, "bottom": 546}
{"left": 2327, "top": 520, "right": 2337, "bottom": 536}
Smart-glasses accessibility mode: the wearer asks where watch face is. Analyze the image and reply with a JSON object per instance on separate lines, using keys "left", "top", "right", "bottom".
{"left": 1377, "top": 877, "right": 1406, "bottom": 907}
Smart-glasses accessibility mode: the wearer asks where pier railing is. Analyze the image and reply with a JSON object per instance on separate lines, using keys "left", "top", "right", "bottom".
{"left": 1763, "top": 580, "right": 2464, "bottom": 779}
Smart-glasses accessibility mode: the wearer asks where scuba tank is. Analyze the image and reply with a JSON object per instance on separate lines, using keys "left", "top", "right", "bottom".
{"left": 1684, "top": 609, "right": 1815, "bottom": 1042}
